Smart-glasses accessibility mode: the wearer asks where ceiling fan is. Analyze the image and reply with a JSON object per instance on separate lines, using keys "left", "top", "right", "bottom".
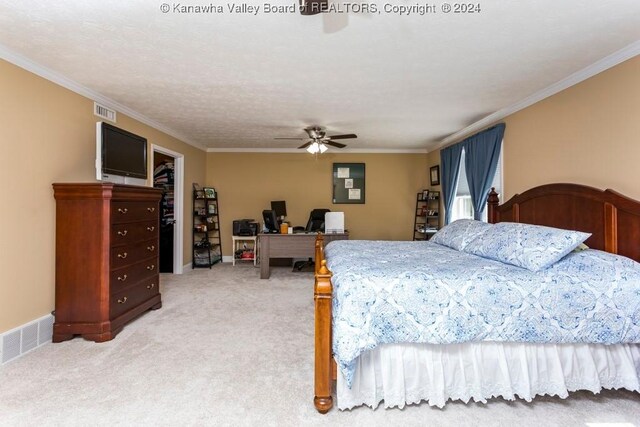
{"left": 298, "top": 0, "right": 359, "bottom": 33}
{"left": 275, "top": 126, "right": 357, "bottom": 153}
{"left": 298, "top": 0, "right": 328, "bottom": 15}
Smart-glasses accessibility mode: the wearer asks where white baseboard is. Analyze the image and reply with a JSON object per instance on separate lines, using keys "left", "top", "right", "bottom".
{"left": 1, "top": 313, "right": 54, "bottom": 365}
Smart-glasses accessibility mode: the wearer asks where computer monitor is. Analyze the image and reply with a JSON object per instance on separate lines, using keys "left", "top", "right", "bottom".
{"left": 270, "top": 200, "right": 287, "bottom": 219}
{"left": 325, "top": 212, "right": 344, "bottom": 233}
{"left": 262, "top": 210, "right": 279, "bottom": 233}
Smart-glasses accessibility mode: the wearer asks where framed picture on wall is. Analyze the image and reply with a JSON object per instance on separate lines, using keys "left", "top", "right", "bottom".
{"left": 332, "top": 163, "right": 365, "bottom": 204}
{"left": 203, "top": 187, "right": 216, "bottom": 199}
{"left": 430, "top": 165, "right": 440, "bottom": 186}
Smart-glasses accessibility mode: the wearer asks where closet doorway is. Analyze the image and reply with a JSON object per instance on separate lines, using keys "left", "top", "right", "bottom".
{"left": 151, "top": 145, "right": 184, "bottom": 274}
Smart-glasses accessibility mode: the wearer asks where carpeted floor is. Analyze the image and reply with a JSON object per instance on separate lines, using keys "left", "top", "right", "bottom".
{"left": 1, "top": 264, "right": 639, "bottom": 426}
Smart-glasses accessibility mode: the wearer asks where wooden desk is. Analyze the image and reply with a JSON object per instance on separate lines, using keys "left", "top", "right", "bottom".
{"left": 258, "top": 232, "right": 349, "bottom": 279}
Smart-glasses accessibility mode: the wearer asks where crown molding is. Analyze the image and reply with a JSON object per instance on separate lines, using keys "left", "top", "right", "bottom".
{"left": 436, "top": 39, "right": 640, "bottom": 150}
{"left": 0, "top": 43, "right": 205, "bottom": 151}
{"left": 206, "top": 147, "right": 428, "bottom": 153}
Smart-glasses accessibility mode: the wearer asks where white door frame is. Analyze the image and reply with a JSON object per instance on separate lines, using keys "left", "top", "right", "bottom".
{"left": 151, "top": 144, "right": 184, "bottom": 274}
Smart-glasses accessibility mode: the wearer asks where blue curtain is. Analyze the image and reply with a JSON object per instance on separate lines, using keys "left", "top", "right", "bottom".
{"left": 440, "top": 143, "right": 464, "bottom": 225}
{"left": 463, "top": 123, "right": 505, "bottom": 220}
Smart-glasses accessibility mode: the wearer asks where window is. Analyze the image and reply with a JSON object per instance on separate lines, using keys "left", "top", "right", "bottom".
{"left": 450, "top": 148, "right": 502, "bottom": 222}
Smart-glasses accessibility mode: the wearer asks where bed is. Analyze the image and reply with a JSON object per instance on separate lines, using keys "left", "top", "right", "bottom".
{"left": 312, "top": 183, "right": 640, "bottom": 413}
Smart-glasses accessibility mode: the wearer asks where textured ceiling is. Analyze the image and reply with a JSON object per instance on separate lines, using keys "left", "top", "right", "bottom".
{"left": 1, "top": 0, "right": 639, "bottom": 151}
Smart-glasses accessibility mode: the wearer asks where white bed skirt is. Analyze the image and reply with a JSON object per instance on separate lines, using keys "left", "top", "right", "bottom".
{"left": 336, "top": 342, "right": 640, "bottom": 410}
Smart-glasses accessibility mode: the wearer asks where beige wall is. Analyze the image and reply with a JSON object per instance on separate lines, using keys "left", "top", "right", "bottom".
{"left": 427, "top": 56, "right": 640, "bottom": 208}
{"left": 206, "top": 153, "right": 428, "bottom": 256}
{"left": 0, "top": 60, "right": 206, "bottom": 333}
{"left": 502, "top": 56, "right": 640, "bottom": 200}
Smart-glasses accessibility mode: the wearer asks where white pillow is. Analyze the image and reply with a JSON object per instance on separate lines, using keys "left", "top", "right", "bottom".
{"left": 463, "top": 222, "right": 591, "bottom": 272}
{"left": 430, "top": 219, "right": 493, "bottom": 251}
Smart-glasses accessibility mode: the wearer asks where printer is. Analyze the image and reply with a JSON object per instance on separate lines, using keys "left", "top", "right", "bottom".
{"left": 233, "top": 219, "right": 258, "bottom": 236}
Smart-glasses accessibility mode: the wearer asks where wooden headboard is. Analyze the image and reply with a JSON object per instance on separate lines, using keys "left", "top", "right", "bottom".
{"left": 487, "top": 183, "right": 640, "bottom": 263}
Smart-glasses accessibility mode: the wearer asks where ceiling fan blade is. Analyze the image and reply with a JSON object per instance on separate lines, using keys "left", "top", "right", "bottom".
{"left": 325, "top": 140, "right": 346, "bottom": 148}
{"left": 298, "top": 141, "right": 313, "bottom": 149}
{"left": 275, "top": 137, "right": 305, "bottom": 140}
{"left": 327, "top": 134, "right": 357, "bottom": 140}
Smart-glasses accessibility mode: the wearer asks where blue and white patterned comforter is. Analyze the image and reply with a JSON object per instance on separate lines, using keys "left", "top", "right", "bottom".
{"left": 324, "top": 240, "right": 640, "bottom": 387}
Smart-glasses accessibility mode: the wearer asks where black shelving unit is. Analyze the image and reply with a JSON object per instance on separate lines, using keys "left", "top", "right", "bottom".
{"left": 413, "top": 190, "right": 440, "bottom": 241}
{"left": 192, "top": 188, "right": 222, "bottom": 268}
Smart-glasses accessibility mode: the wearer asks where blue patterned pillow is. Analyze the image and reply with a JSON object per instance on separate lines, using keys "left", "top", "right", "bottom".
{"left": 430, "top": 219, "right": 493, "bottom": 251}
{"left": 463, "top": 222, "right": 591, "bottom": 272}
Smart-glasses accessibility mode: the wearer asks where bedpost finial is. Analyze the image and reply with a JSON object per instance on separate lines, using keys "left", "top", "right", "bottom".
{"left": 318, "top": 259, "right": 331, "bottom": 276}
{"left": 487, "top": 187, "right": 500, "bottom": 224}
{"left": 488, "top": 187, "right": 499, "bottom": 203}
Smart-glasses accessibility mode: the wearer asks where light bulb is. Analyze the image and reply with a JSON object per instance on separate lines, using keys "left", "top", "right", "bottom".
{"left": 307, "top": 142, "right": 319, "bottom": 154}
{"left": 319, "top": 143, "right": 328, "bottom": 153}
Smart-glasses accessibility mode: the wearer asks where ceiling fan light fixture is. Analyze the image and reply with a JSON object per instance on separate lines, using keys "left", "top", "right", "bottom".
{"left": 306, "top": 141, "right": 329, "bottom": 154}
{"left": 280, "top": 126, "right": 357, "bottom": 152}
{"left": 307, "top": 141, "right": 319, "bottom": 154}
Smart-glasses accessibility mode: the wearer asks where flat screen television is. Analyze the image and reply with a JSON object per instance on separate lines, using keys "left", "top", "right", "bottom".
{"left": 262, "top": 210, "right": 280, "bottom": 233}
{"left": 270, "top": 200, "right": 287, "bottom": 218}
{"left": 96, "top": 122, "right": 148, "bottom": 182}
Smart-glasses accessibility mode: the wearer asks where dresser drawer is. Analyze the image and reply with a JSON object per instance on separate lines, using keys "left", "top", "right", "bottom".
{"left": 111, "top": 239, "right": 158, "bottom": 269}
{"left": 110, "top": 259, "right": 159, "bottom": 294}
{"left": 111, "top": 220, "right": 158, "bottom": 246}
{"left": 111, "top": 201, "right": 159, "bottom": 224}
{"left": 110, "top": 277, "right": 160, "bottom": 319}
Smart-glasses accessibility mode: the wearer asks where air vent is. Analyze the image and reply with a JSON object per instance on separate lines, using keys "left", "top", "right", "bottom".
{"left": 38, "top": 316, "right": 54, "bottom": 346}
{"left": 94, "top": 102, "right": 117, "bottom": 122}
{"left": 2, "top": 330, "right": 21, "bottom": 364}
{"left": 1, "top": 314, "right": 54, "bottom": 364}
{"left": 21, "top": 323, "right": 38, "bottom": 353}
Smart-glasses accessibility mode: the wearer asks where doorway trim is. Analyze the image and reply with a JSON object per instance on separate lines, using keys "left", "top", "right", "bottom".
{"left": 151, "top": 144, "right": 184, "bottom": 275}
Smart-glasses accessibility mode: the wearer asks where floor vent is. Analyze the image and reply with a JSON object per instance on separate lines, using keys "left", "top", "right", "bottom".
{"left": 38, "top": 316, "right": 54, "bottom": 346}
{"left": 21, "top": 323, "right": 38, "bottom": 354}
{"left": 1, "top": 330, "right": 21, "bottom": 364}
{"left": 1, "top": 314, "right": 54, "bottom": 365}
{"left": 94, "top": 102, "right": 117, "bottom": 122}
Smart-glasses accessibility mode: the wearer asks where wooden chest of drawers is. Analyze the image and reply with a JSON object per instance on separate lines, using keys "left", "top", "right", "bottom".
{"left": 52, "top": 183, "right": 163, "bottom": 343}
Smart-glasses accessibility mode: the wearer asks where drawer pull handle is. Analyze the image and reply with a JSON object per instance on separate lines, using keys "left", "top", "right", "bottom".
{"left": 117, "top": 274, "right": 128, "bottom": 282}
{"left": 147, "top": 264, "right": 155, "bottom": 271}
{"left": 117, "top": 230, "right": 128, "bottom": 236}
{"left": 147, "top": 207, "right": 155, "bottom": 212}
{"left": 117, "top": 296, "right": 128, "bottom": 304}
{"left": 117, "top": 252, "right": 128, "bottom": 259}
{"left": 146, "top": 226, "right": 155, "bottom": 232}
{"left": 147, "top": 245, "right": 155, "bottom": 251}
{"left": 118, "top": 208, "right": 128, "bottom": 214}
{"left": 147, "top": 283, "right": 156, "bottom": 290}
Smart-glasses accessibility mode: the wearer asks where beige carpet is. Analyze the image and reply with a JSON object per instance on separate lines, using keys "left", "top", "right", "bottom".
{"left": 1, "top": 264, "right": 639, "bottom": 426}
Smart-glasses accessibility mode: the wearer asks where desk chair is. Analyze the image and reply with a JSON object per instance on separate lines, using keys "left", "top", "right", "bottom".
{"left": 294, "top": 209, "right": 330, "bottom": 271}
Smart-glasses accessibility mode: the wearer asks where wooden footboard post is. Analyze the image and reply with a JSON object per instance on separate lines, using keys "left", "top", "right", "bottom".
{"left": 314, "top": 233, "right": 333, "bottom": 413}
{"left": 314, "top": 233, "right": 324, "bottom": 274}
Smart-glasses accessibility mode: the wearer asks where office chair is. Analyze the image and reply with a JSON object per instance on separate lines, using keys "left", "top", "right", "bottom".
{"left": 294, "top": 209, "right": 330, "bottom": 271}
